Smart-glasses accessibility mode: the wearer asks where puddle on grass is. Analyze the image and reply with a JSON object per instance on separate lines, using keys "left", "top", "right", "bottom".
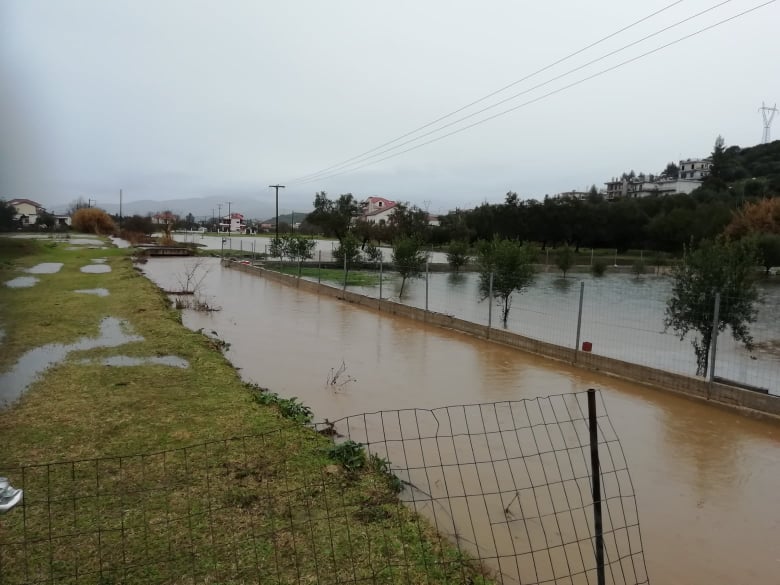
{"left": 80, "top": 265, "right": 112, "bottom": 274}
{"left": 91, "top": 258, "right": 108, "bottom": 264}
{"left": 67, "top": 239, "right": 105, "bottom": 246}
{"left": 4, "top": 276, "right": 39, "bottom": 288}
{"left": 109, "top": 236, "right": 132, "bottom": 248}
{"left": 26, "top": 263, "right": 64, "bottom": 274}
{"left": 0, "top": 317, "right": 143, "bottom": 408}
{"left": 80, "top": 355, "right": 190, "bottom": 368}
{"left": 74, "top": 288, "right": 110, "bottom": 297}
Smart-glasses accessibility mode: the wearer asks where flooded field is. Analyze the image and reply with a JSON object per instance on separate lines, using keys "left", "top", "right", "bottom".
{"left": 143, "top": 258, "right": 780, "bottom": 585}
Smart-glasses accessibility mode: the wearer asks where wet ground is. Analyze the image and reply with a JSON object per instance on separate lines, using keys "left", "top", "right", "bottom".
{"left": 4, "top": 276, "right": 39, "bottom": 288}
{"left": 25, "top": 263, "right": 63, "bottom": 274}
{"left": 0, "top": 317, "right": 143, "bottom": 408}
{"left": 141, "top": 258, "right": 780, "bottom": 585}
{"left": 80, "top": 264, "right": 111, "bottom": 273}
{"left": 73, "top": 288, "right": 110, "bottom": 297}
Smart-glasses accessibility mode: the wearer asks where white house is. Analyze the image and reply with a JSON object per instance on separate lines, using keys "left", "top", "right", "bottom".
{"left": 219, "top": 213, "right": 247, "bottom": 233}
{"left": 679, "top": 158, "right": 712, "bottom": 180}
{"left": 9, "top": 198, "right": 45, "bottom": 225}
{"left": 605, "top": 157, "right": 712, "bottom": 199}
{"left": 362, "top": 196, "right": 397, "bottom": 225}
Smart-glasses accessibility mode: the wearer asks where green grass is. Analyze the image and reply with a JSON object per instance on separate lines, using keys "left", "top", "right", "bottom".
{"left": 273, "top": 265, "right": 382, "bottom": 286}
{"left": 0, "top": 235, "right": 492, "bottom": 585}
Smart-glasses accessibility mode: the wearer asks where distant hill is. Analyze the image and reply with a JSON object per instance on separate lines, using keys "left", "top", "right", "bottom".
{"left": 260, "top": 211, "right": 311, "bottom": 225}
{"left": 721, "top": 139, "right": 780, "bottom": 192}
{"left": 47, "top": 195, "right": 313, "bottom": 221}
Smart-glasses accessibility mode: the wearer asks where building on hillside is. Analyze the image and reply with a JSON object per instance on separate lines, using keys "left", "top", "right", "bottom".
{"left": 427, "top": 214, "right": 440, "bottom": 227}
{"left": 679, "top": 158, "right": 712, "bottom": 180}
{"left": 552, "top": 190, "right": 591, "bottom": 200}
{"left": 8, "top": 198, "right": 45, "bottom": 225}
{"left": 605, "top": 157, "right": 712, "bottom": 199}
{"left": 361, "top": 196, "right": 397, "bottom": 225}
{"left": 219, "top": 213, "right": 247, "bottom": 233}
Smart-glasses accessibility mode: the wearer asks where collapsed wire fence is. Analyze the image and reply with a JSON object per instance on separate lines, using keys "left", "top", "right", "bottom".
{"left": 0, "top": 390, "right": 649, "bottom": 584}
{"left": 317, "top": 390, "right": 649, "bottom": 585}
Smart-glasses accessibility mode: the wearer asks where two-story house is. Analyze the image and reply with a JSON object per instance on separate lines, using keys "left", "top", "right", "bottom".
{"left": 361, "top": 197, "right": 397, "bottom": 225}
{"left": 9, "top": 198, "right": 45, "bottom": 225}
{"left": 219, "top": 213, "right": 247, "bottom": 233}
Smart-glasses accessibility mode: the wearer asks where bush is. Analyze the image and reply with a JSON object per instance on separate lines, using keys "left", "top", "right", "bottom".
{"left": 592, "top": 259, "right": 607, "bottom": 277}
{"left": 71, "top": 208, "right": 117, "bottom": 235}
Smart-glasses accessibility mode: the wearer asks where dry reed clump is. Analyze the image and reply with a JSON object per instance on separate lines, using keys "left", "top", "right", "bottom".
{"left": 71, "top": 208, "right": 117, "bottom": 235}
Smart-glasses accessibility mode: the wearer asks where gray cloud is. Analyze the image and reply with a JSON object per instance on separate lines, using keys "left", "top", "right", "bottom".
{"left": 2, "top": 0, "right": 778, "bottom": 216}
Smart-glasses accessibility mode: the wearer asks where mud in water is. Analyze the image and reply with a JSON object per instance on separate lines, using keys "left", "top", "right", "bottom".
{"left": 26, "top": 263, "right": 63, "bottom": 274}
{"left": 4, "top": 277, "right": 39, "bottom": 288}
{"left": 80, "top": 265, "right": 111, "bottom": 273}
{"left": 73, "top": 288, "right": 110, "bottom": 297}
{"left": 0, "top": 318, "right": 143, "bottom": 408}
{"left": 142, "top": 258, "right": 780, "bottom": 585}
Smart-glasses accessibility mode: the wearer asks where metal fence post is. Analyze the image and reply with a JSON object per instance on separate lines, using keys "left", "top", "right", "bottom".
{"left": 587, "top": 389, "right": 605, "bottom": 585}
{"left": 487, "top": 272, "right": 494, "bottom": 336}
{"left": 575, "top": 281, "right": 585, "bottom": 362}
{"left": 379, "top": 254, "right": 383, "bottom": 303}
{"left": 343, "top": 254, "right": 347, "bottom": 293}
{"left": 708, "top": 292, "right": 721, "bottom": 391}
{"left": 425, "top": 262, "right": 429, "bottom": 313}
{"left": 318, "top": 250, "right": 322, "bottom": 285}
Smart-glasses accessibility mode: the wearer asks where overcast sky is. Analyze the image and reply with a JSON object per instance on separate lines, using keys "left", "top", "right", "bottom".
{"left": 2, "top": 0, "right": 778, "bottom": 216}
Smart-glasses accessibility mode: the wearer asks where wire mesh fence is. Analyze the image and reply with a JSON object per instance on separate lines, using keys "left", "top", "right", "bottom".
{"left": 278, "top": 263, "right": 780, "bottom": 395}
{"left": 317, "top": 391, "right": 649, "bottom": 585}
{"left": 0, "top": 392, "right": 648, "bottom": 585}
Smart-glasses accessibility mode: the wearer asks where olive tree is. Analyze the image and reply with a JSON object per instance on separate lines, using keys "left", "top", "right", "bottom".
{"left": 555, "top": 245, "right": 575, "bottom": 278}
{"left": 446, "top": 240, "right": 470, "bottom": 272}
{"left": 333, "top": 232, "right": 362, "bottom": 287}
{"left": 664, "top": 238, "right": 760, "bottom": 377}
{"left": 285, "top": 235, "right": 316, "bottom": 276}
{"left": 477, "top": 238, "right": 536, "bottom": 328}
{"left": 392, "top": 237, "right": 426, "bottom": 298}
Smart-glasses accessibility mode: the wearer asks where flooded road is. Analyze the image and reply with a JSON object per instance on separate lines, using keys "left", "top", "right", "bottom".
{"left": 143, "top": 258, "right": 780, "bottom": 585}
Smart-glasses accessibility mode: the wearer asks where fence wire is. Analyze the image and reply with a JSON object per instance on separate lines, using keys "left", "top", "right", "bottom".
{"left": 286, "top": 265, "right": 779, "bottom": 395}
{"left": 315, "top": 392, "right": 649, "bottom": 585}
{"left": 0, "top": 392, "right": 648, "bottom": 585}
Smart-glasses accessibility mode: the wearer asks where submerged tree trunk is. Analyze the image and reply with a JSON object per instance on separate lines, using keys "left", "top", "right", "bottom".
{"left": 694, "top": 333, "right": 712, "bottom": 377}
{"left": 502, "top": 295, "right": 512, "bottom": 328}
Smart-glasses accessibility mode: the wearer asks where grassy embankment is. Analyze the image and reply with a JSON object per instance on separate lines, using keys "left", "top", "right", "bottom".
{"left": 0, "top": 236, "right": 490, "bottom": 584}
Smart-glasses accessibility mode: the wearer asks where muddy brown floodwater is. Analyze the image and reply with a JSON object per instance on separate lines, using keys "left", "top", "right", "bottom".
{"left": 142, "top": 258, "right": 780, "bottom": 585}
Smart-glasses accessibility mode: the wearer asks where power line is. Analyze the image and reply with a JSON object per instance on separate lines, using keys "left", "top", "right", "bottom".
{"left": 287, "top": 1, "right": 689, "bottom": 184}
{"left": 297, "top": 0, "right": 740, "bottom": 185}
{"left": 295, "top": 1, "right": 776, "bottom": 186}
{"left": 291, "top": 0, "right": 738, "bottom": 186}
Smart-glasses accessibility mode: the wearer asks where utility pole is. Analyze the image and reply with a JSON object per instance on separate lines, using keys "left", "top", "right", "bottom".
{"left": 119, "top": 189, "right": 123, "bottom": 229}
{"left": 217, "top": 203, "right": 223, "bottom": 233}
{"left": 88, "top": 198, "right": 96, "bottom": 208}
{"left": 227, "top": 201, "right": 232, "bottom": 236}
{"left": 759, "top": 102, "right": 778, "bottom": 144}
{"left": 269, "top": 185, "right": 285, "bottom": 242}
